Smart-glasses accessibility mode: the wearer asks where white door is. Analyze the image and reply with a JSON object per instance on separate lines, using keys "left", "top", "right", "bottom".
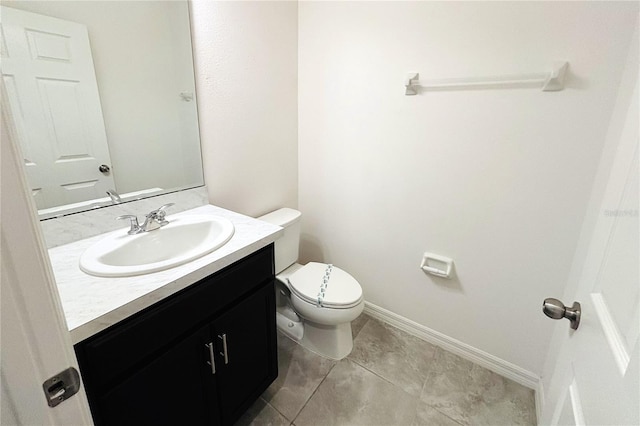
{"left": 540, "top": 72, "right": 639, "bottom": 424}
{"left": 0, "top": 6, "right": 115, "bottom": 210}
{"left": 1, "top": 83, "right": 93, "bottom": 424}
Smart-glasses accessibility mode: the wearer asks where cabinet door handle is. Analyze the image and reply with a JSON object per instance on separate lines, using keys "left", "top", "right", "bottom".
{"left": 218, "top": 334, "right": 229, "bottom": 365}
{"left": 205, "top": 342, "right": 216, "bottom": 374}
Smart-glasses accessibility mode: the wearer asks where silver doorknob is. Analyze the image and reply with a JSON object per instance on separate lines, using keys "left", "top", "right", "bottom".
{"left": 542, "top": 298, "right": 581, "bottom": 330}
{"left": 99, "top": 164, "right": 111, "bottom": 173}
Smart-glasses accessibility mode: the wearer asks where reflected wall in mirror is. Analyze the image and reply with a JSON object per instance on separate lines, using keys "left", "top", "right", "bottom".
{"left": 1, "top": 1, "right": 204, "bottom": 218}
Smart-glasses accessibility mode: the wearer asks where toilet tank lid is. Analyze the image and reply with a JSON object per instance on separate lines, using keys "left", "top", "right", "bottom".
{"left": 257, "top": 208, "right": 301, "bottom": 227}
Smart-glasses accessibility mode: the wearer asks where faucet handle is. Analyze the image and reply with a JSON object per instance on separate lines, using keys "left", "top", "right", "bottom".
{"left": 147, "top": 203, "right": 174, "bottom": 216}
{"left": 151, "top": 203, "right": 175, "bottom": 223}
{"left": 116, "top": 215, "right": 141, "bottom": 235}
{"left": 157, "top": 202, "right": 175, "bottom": 212}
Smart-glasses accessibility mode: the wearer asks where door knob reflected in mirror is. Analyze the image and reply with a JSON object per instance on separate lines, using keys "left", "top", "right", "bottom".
{"left": 542, "top": 298, "right": 581, "bottom": 330}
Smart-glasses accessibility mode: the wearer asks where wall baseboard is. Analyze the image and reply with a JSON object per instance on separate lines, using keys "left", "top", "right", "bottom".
{"left": 363, "top": 302, "right": 541, "bottom": 391}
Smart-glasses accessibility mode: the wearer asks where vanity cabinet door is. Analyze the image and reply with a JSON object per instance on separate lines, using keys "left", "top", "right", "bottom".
{"left": 78, "top": 245, "right": 273, "bottom": 391}
{"left": 213, "top": 280, "right": 277, "bottom": 426}
{"left": 97, "top": 323, "right": 220, "bottom": 426}
{"left": 74, "top": 245, "right": 277, "bottom": 426}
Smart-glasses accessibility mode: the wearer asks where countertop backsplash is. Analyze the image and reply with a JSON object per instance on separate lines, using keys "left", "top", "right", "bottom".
{"left": 40, "top": 186, "right": 209, "bottom": 249}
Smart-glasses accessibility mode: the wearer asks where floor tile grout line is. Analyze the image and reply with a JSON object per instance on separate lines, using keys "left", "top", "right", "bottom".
{"left": 260, "top": 396, "right": 294, "bottom": 424}
{"left": 341, "top": 357, "right": 428, "bottom": 425}
{"left": 350, "top": 319, "right": 474, "bottom": 425}
{"left": 409, "top": 404, "right": 466, "bottom": 426}
{"left": 415, "top": 345, "right": 440, "bottom": 397}
{"left": 271, "top": 317, "right": 370, "bottom": 423}
{"left": 270, "top": 314, "right": 534, "bottom": 426}
{"left": 351, "top": 316, "right": 370, "bottom": 340}
{"left": 419, "top": 393, "right": 468, "bottom": 426}
{"left": 271, "top": 331, "right": 344, "bottom": 423}
{"left": 412, "top": 347, "right": 469, "bottom": 426}
{"left": 346, "top": 339, "right": 440, "bottom": 399}
{"left": 290, "top": 361, "right": 339, "bottom": 425}
{"left": 346, "top": 356, "right": 419, "bottom": 396}
{"left": 431, "top": 405, "right": 467, "bottom": 426}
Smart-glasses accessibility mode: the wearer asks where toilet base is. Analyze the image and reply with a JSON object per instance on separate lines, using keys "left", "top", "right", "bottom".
{"left": 275, "top": 310, "right": 355, "bottom": 360}
{"left": 301, "top": 321, "right": 354, "bottom": 360}
{"left": 276, "top": 310, "right": 304, "bottom": 341}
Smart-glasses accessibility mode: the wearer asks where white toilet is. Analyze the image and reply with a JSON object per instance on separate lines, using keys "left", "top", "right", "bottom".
{"left": 258, "top": 208, "right": 364, "bottom": 360}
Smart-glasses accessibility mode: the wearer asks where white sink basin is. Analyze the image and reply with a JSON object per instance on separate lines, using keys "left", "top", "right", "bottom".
{"left": 80, "top": 215, "right": 235, "bottom": 277}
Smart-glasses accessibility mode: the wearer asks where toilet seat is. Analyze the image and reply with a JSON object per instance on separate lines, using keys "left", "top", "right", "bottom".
{"left": 288, "top": 262, "right": 363, "bottom": 309}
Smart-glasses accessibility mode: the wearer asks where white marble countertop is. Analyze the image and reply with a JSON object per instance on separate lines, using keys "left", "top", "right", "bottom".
{"left": 48, "top": 205, "right": 282, "bottom": 344}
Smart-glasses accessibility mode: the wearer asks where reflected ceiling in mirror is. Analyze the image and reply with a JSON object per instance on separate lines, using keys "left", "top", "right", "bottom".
{"left": 1, "top": 1, "right": 204, "bottom": 219}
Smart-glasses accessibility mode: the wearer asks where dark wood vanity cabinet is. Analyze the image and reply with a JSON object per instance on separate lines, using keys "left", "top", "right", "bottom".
{"left": 74, "top": 244, "right": 278, "bottom": 426}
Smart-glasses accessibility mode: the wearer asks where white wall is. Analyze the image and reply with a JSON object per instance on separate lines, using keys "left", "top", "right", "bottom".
{"left": 191, "top": 0, "right": 298, "bottom": 217}
{"left": 3, "top": 1, "right": 202, "bottom": 194}
{"left": 298, "top": 1, "right": 638, "bottom": 375}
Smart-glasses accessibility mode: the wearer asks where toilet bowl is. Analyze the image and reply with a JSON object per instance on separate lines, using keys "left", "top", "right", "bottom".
{"left": 258, "top": 208, "right": 364, "bottom": 360}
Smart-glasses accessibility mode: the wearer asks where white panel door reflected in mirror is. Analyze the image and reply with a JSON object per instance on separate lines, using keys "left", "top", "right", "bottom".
{"left": 0, "top": 1, "right": 204, "bottom": 218}
{"left": 2, "top": 7, "right": 116, "bottom": 210}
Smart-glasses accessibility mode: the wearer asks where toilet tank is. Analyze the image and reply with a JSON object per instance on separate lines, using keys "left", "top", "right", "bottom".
{"left": 258, "top": 208, "right": 302, "bottom": 274}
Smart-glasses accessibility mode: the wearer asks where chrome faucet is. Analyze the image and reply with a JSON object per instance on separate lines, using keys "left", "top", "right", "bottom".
{"left": 116, "top": 203, "right": 175, "bottom": 235}
{"left": 106, "top": 189, "right": 121, "bottom": 204}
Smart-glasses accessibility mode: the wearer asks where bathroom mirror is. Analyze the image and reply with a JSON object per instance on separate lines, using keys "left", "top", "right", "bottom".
{"left": 1, "top": 1, "right": 204, "bottom": 219}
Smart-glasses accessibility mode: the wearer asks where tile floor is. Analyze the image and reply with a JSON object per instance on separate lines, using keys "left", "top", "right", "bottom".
{"left": 236, "top": 314, "right": 537, "bottom": 426}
